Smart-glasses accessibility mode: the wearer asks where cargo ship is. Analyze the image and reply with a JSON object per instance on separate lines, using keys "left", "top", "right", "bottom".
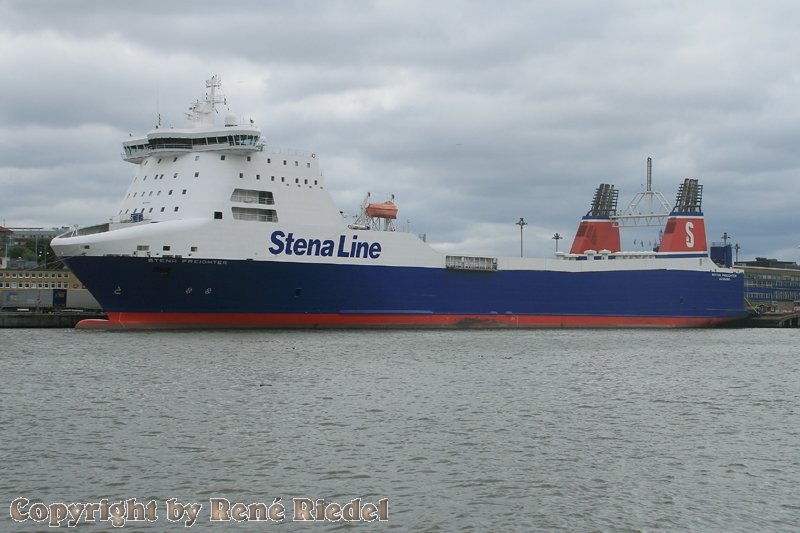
{"left": 50, "top": 76, "right": 747, "bottom": 329}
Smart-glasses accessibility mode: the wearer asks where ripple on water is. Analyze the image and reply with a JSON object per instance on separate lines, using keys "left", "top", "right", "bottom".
{"left": 0, "top": 328, "right": 798, "bottom": 531}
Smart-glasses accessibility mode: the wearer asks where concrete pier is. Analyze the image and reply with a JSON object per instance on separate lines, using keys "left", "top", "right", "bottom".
{"left": 0, "top": 311, "right": 107, "bottom": 328}
{"left": 727, "top": 312, "right": 800, "bottom": 328}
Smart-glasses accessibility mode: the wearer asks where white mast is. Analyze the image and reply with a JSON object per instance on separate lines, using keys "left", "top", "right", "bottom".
{"left": 186, "top": 75, "right": 226, "bottom": 128}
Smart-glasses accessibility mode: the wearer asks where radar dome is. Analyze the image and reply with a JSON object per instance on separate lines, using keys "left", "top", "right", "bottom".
{"left": 224, "top": 113, "right": 239, "bottom": 127}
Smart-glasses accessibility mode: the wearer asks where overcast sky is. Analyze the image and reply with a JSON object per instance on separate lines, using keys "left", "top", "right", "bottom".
{"left": 2, "top": 0, "right": 799, "bottom": 261}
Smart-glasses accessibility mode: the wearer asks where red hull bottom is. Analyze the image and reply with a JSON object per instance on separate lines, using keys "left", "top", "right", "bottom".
{"left": 75, "top": 312, "right": 735, "bottom": 330}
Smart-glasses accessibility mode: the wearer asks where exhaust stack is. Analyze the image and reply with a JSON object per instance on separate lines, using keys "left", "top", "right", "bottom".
{"left": 657, "top": 178, "right": 708, "bottom": 253}
{"left": 569, "top": 183, "right": 621, "bottom": 254}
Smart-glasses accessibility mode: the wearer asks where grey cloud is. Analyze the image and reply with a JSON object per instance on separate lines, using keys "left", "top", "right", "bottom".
{"left": 2, "top": 0, "right": 799, "bottom": 260}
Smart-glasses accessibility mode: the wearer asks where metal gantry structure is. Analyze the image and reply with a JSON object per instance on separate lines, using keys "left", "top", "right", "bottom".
{"left": 613, "top": 157, "right": 672, "bottom": 228}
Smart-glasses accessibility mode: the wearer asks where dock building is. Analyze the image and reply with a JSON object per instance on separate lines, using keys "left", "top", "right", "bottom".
{"left": 736, "top": 257, "right": 800, "bottom": 313}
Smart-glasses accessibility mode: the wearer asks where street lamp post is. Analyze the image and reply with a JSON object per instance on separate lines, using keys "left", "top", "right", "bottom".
{"left": 516, "top": 218, "right": 527, "bottom": 257}
{"left": 734, "top": 243, "right": 740, "bottom": 263}
{"left": 552, "top": 232, "right": 563, "bottom": 253}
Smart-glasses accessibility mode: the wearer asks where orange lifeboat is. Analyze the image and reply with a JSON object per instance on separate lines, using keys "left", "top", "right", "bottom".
{"left": 366, "top": 201, "right": 398, "bottom": 219}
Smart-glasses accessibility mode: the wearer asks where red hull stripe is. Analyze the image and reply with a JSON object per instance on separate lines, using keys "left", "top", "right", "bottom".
{"left": 76, "top": 312, "right": 734, "bottom": 330}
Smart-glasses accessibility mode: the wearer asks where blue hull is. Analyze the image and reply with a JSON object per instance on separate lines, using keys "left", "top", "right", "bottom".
{"left": 62, "top": 256, "right": 747, "bottom": 327}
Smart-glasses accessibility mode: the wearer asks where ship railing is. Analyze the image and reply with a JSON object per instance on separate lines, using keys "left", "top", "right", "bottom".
{"left": 445, "top": 255, "right": 498, "bottom": 271}
{"left": 556, "top": 251, "right": 659, "bottom": 261}
{"left": 122, "top": 142, "right": 264, "bottom": 161}
{"left": 263, "top": 146, "right": 312, "bottom": 158}
{"left": 238, "top": 198, "right": 275, "bottom": 204}
{"left": 63, "top": 223, "right": 110, "bottom": 238}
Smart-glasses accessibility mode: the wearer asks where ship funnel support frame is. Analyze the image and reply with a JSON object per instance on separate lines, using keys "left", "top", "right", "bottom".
{"left": 613, "top": 157, "right": 672, "bottom": 228}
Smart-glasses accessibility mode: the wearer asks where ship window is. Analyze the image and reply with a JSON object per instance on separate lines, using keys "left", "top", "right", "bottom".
{"left": 194, "top": 172, "right": 199, "bottom": 177}
{"left": 232, "top": 207, "right": 278, "bottom": 222}
{"left": 281, "top": 177, "right": 285, "bottom": 182}
{"left": 295, "top": 161, "right": 299, "bottom": 167}
{"left": 247, "top": 156, "right": 252, "bottom": 162}
{"left": 148, "top": 208, "right": 153, "bottom": 213}
{"left": 182, "top": 189, "right": 187, "bottom": 194}
{"left": 173, "top": 173, "right": 178, "bottom": 178}
{"left": 124, "top": 209, "right": 129, "bottom": 214}
{"left": 149, "top": 191, "right": 153, "bottom": 196}
{"left": 314, "top": 180, "right": 318, "bottom": 185}
{"left": 157, "top": 191, "right": 161, "bottom": 196}
{"left": 162, "top": 245, "right": 171, "bottom": 251}
{"left": 160, "top": 207, "right": 165, "bottom": 212}
{"left": 214, "top": 211, "right": 223, "bottom": 219}
{"left": 256, "top": 174, "right": 261, "bottom": 180}
{"left": 168, "top": 190, "right": 173, "bottom": 195}
{"left": 307, "top": 162, "right": 311, "bottom": 168}
{"left": 194, "top": 155, "right": 200, "bottom": 161}
{"left": 304, "top": 179, "right": 308, "bottom": 184}
{"left": 283, "top": 160, "right": 287, "bottom": 165}
{"left": 137, "top": 245, "right": 150, "bottom": 251}
{"left": 133, "top": 192, "right": 137, "bottom": 197}
{"left": 157, "top": 158, "right": 162, "bottom": 163}
{"left": 143, "top": 176, "right": 147, "bottom": 181}
{"left": 267, "top": 158, "right": 271, "bottom": 163}
{"left": 231, "top": 189, "right": 275, "bottom": 205}
{"left": 191, "top": 246, "right": 198, "bottom": 252}
{"left": 295, "top": 178, "right": 299, "bottom": 184}
{"left": 271, "top": 176, "right": 275, "bottom": 181}
{"left": 174, "top": 207, "right": 179, "bottom": 212}
{"left": 239, "top": 173, "right": 244, "bottom": 179}
{"left": 173, "top": 157, "right": 178, "bottom": 162}
{"left": 220, "top": 155, "right": 226, "bottom": 160}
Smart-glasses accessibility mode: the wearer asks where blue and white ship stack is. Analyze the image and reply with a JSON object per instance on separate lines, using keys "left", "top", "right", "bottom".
{"left": 51, "top": 76, "right": 748, "bottom": 329}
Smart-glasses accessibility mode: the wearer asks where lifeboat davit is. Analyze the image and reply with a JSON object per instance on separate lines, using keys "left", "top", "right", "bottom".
{"left": 366, "top": 201, "right": 398, "bottom": 219}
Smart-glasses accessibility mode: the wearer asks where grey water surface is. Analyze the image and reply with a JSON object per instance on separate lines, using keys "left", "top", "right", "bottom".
{"left": 1, "top": 328, "right": 798, "bottom": 531}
